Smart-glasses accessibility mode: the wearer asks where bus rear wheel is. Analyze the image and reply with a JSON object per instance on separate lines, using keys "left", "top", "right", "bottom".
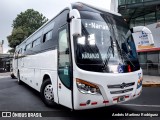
{"left": 40, "top": 79, "right": 56, "bottom": 107}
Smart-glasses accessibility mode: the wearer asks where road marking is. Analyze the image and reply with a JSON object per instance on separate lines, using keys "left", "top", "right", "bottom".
{"left": 121, "top": 104, "right": 160, "bottom": 108}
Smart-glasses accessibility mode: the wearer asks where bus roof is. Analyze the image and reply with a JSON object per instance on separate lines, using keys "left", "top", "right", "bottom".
{"left": 18, "top": 2, "right": 121, "bottom": 47}
{"left": 73, "top": 2, "right": 121, "bottom": 16}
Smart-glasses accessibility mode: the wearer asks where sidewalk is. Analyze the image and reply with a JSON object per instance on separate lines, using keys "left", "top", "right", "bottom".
{"left": 0, "top": 72, "right": 11, "bottom": 77}
{"left": 143, "top": 75, "right": 160, "bottom": 87}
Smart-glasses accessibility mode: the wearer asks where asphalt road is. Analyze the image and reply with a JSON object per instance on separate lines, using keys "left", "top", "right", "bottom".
{"left": 0, "top": 76, "right": 160, "bottom": 120}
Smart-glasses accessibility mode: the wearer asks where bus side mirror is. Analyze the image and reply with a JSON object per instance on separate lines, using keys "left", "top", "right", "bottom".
{"left": 71, "top": 19, "right": 82, "bottom": 36}
{"left": 69, "top": 9, "right": 81, "bottom": 36}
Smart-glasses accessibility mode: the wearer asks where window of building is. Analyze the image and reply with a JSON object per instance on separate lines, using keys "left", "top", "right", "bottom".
{"left": 145, "top": 12, "right": 156, "bottom": 25}
{"left": 118, "top": 0, "right": 126, "bottom": 5}
{"left": 147, "top": 52, "right": 159, "bottom": 63}
{"left": 130, "top": 19, "right": 135, "bottom": 28}
{"left": 135, "top": 16, "right": 145, "bottom": 26}
{"left": 126, "top": 0, "right": 132, "bottom": 4}
{"left": 118, "top": 0, "right": 144, "bottom": 5}
{"left": 43, "top": 30, "right": 53, "bottom": 42}
{"left": 129, "top": 0, "right": 136, "bottom": 4}
{"left": 144, "top": 0, "right": 158, "bottom": 2}
{"left": 156, "top": 10, "right": 160, "bottom": 22}
{"left": 135, "top": 0, "right": 143, "bottom": 3}
{"left": 138, "top": 52, "right": 147, "bottom": 63}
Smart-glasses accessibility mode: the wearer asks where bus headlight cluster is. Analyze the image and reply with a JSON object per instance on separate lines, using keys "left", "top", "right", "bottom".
{"left": 76, "top": 78, "right": 101, "bottom": 95}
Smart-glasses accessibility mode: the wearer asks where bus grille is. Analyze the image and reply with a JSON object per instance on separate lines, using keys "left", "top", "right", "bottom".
{"left": 110, "top": 88, "right": 133, "bottom": 94}
{"left": 107, "top": 82, "right": 135, "bottom": 89}
{"left": 107, "top": 82, "right": 135, "bottom": 94}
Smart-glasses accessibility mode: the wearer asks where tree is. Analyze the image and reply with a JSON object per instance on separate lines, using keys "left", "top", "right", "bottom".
{"left": 7, "top": 9, "right": 48, "bottom": 50}
{"left": 7, "top": 27, "right": 27, "bottom": 48}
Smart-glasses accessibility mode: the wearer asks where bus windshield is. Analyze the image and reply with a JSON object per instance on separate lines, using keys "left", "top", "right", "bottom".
{"left": 73, "top": 12, "right": 140, "bottom": 73}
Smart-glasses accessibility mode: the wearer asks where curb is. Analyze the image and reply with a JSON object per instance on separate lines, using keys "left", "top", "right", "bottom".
{"left": 142, "top": 84, "right": 160, "bottom": 87}
{"left": 142, "top": 80, "right": 160, "bottom": 87}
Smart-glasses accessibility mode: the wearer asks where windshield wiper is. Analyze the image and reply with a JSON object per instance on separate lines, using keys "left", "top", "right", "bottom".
{"left": 103, "top": 46, "right": 112, "bottom": 68}
{"left": 115, "top": 40, "right": 135, "bottom": 68}
{"left": 110, "top": 36, "right": 114, "bottom": 57}
{"left": 102, "top": 37, "right": 115, "bottom": 70}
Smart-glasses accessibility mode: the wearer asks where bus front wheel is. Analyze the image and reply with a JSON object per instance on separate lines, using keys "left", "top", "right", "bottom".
{"left": 40, "top": 79, "right": 56, "bottom": 107}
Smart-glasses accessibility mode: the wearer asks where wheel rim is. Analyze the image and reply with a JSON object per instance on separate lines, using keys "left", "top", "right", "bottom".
{"left": 44, "top": 84, "right": 54, "bottom": 101}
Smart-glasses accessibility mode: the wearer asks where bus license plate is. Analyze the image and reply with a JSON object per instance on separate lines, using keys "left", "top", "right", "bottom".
{"left": 118, "top": 96, "right": 125, "bottom": 102}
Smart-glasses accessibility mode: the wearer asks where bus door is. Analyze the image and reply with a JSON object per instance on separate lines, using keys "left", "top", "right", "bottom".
{"left": 57, "top": 24, "right": 73, "bottom": 108}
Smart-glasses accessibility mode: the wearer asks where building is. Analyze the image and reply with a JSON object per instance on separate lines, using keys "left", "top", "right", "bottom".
{"left": 0, "top": 41, "right": 3, "bottom": 54}
{"left": 111, "top": 0, "right": 160, "bottom": 76}
{"left": 0, "top": 54, "right": 13, "bottom": 72}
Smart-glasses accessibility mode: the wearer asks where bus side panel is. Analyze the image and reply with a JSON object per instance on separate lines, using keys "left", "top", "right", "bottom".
{"left": 18, "top": 49, "right": 57, "bottom": 98}
{"left": 29, "top": 49, "right": 57, "bottom": 88}
{"left": 37, "top": 50, "right": 58, "bottom": 103}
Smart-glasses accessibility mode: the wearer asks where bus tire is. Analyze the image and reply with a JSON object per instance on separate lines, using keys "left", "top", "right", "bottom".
{"left": 11, "top": 73, "right": 16, "bottom": 79}
{"left": 17, "top": 71, "right": 22, "bottom": 85}
{"left": 40, "top": 79, "right": 56, "bottom": 107}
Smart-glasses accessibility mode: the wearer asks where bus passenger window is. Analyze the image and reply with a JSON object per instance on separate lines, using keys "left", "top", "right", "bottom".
{"left": 43, "top": 30, "right": 52, "bottom": 42}
{"left": 32, "top": 37, "right": 41, "bottom": 47}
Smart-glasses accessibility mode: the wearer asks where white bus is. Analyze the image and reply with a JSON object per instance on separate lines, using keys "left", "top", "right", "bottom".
{"left": 12, "top": 2, "right": 143, "bottom": 110}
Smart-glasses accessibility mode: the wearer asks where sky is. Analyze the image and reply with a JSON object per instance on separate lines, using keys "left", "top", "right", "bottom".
{"left": 0, "top": 0, "right": 111, "bottom": 53}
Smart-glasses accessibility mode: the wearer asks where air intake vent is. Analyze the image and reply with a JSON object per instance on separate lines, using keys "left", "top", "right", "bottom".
{"left": 107, "top": 82, "right": 135, "bottom": 89}
{"left": 110, "top": 88, "right": 133, "bottom": 94}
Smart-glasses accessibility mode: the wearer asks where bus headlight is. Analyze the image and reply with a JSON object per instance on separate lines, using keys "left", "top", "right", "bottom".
{"left": 76, "top": 78, "right": 101, "bottom": 95}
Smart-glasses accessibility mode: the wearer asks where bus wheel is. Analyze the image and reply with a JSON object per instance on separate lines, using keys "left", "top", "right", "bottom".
{"left": 11, "top": 73, "right": 16, "bottom": 79}
{"left": 40, "top": 79, "right": 56, "bottom": 107}
{"left": 17, "top": 71, "right": 22, "bottom": 85}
